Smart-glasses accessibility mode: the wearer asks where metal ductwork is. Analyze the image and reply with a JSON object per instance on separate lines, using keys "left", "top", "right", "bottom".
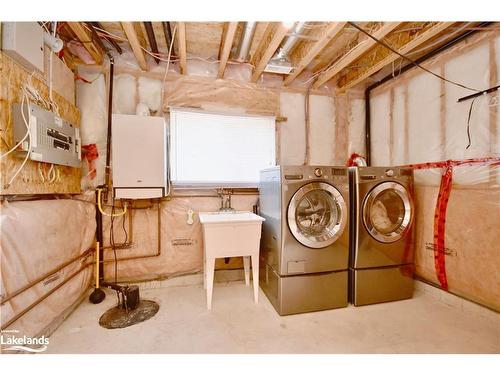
{"left": 264, "top": 22, "right": 308, "bottom": 74}
{"left": 236, "top": 22, "right": 257, "bottom": 61}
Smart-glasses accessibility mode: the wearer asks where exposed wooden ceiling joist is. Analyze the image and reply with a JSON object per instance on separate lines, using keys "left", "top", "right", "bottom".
{"left": 67, "top": 22, "right": 104, "bottom": 65}
{"left": 144, "top": 21, "right": 160, "bottom": 64}
{"left": 121, "top": 22, "right": 148, "bottom": 71}
{"left": 89, "top": 21, "right": 122, "bottom": 54}
{"left": 248, "top": 22, "right": 270, "bottom": 63}
{"left": 251, "top": 23, "right": 289, "bottom": 83}
{"left": 217, "top": 22, "right": 238, "bottom": 79}
{"left": 250, "top": 23, "right": 273, "bottom": 67}
{"left": 312, "top": 22, "right": 401, "bottom": 89}
{"left": 339, "top": 22, "right": 454, "bottom": 91}
{"left": 284, "top": 22, "right": 347, "bottom": 86}
{"left": 177, "top": 22, "right": 187, "bottom": 75}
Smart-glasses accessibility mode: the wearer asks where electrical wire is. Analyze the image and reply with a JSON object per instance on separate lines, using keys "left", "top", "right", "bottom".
{"left": 466, "top": 97, "right": 477, "bottom": 149}
{"left": 347, "top": 22, "right": 481, "bottom": 93}
{"left": 161, "top": 25, "right": 177, "bottom": 106}
{"left": 110, "top": 202, "right": 120, "bottom": 304}
{"left": 87, "top": 24, "right": 255, "bottom": 68}
{"left": 3, "top": 88, "right": 32, "bottom": 189}
{"left": 161, "top": 25, "right": 177, "bottom": 197}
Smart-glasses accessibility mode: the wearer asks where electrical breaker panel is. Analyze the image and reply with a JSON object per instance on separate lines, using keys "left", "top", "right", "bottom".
{"left": 12, "top": 102, "right": 81, "bottom": 167}
{"left": 112, "top": 114, "right": 168, "bottom": 199}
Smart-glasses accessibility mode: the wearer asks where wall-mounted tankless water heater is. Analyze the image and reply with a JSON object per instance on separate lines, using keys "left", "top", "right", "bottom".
{"left": 112, "top": 114, "right": 169, "bottom": 199}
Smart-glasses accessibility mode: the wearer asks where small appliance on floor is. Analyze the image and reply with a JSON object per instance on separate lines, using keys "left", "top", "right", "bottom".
{"left": 349, "top": 166, "right": 415, "bottom": 306}
{"left": 259, "top": 165, "right": 350, "bottom": 315}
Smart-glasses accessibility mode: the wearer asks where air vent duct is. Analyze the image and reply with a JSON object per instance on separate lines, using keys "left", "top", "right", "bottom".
{"left": 236, "top": 22, "right": 257, "bottom": 61}
{"left": 264, "top": 22, "right": 307, "bottom": 75}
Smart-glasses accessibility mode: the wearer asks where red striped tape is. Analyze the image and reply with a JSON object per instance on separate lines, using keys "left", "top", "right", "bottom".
{"left": 400, "top": 157, "right": 499, "bottom": 289}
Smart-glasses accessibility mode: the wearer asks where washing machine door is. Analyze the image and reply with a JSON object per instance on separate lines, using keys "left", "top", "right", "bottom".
{"left": 362, "top": 181, "right": 413, "bottom": 243}
{"left": 287, "top": 182, "right": 347, "bottom": 249}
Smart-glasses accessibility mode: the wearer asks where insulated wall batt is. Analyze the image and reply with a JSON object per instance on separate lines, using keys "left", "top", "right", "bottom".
{"left": 101, "top": 195, "right": 258, "bottom": 281}
{"left": 280, "top": 92, "right": 306, "bottom": 165}
{"left": 369, "top": 30, "right": 500, "bottom": 310}
{"left": 77, "top": 69, "right": 107, "bottom": 189}
{"left": 0, "top": 199, "right": 95, "bottom": 337}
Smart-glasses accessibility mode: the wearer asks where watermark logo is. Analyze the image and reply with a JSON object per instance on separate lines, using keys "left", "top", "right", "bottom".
{"left": 1, "top": 329, "right": 49, "bottom": 353}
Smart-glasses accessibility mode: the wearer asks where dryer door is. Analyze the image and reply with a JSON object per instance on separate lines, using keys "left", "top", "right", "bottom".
{"left": 362, "top": 181, "right": 413, "bottom": 243}
{"left": 287, "top": 182, "right": 347, "bottom": 249}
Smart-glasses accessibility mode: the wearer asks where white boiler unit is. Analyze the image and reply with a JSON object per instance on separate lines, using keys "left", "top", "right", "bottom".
{"left": 112, "top": 114, "right": 168, "bottom": 199}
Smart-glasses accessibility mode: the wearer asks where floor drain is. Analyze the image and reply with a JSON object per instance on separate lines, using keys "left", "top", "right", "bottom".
{"left": 99, "top": 300, "right": 160, "bottom": 329}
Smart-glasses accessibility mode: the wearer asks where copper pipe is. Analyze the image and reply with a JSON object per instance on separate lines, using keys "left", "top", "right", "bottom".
{"left": 0, "top": 248, "right": 95, "bottom": 305}
{"left": 101, "top": 206, "right": 134, "bottom": 250}
{"left": 101, "top": 202, "right": 162, "bottom": 274}
{"left": 1, "top": 260, "right": 94, "bottom": 330}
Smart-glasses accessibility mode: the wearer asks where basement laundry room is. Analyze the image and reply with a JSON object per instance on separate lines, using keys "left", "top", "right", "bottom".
{"left": 0, "top": 1, "right": 499, "bottom": 370}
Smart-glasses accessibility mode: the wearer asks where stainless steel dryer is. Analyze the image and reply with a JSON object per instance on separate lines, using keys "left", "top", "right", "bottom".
{"left": 349, "top": 166, "right": 415, "bottom": 306}
{"left": 259, "top": 165, "right": 350, "bottom": 315}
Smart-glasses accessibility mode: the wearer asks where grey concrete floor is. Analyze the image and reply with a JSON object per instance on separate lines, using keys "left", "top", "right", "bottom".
{"left": 45, "top": 281, "right": 500, "bottom": 354}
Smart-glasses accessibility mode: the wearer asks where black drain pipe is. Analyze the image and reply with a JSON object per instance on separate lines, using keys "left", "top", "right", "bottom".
{"left": 364, "top": 22, "right": 491, "bottom": 165}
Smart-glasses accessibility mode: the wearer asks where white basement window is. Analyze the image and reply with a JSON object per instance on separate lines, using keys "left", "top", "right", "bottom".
{"left": 170, "top": 108, "right": 276, "bottom": 187}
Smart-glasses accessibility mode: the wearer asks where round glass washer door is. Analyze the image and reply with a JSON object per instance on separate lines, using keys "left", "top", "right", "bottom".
{"left": 362, "top": 181, "right": 413, "bottom": 243}
{"left": 287, "top": 182, "right": 347, "bottom": 249}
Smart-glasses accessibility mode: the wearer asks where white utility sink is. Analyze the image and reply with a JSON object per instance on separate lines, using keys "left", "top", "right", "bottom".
{"left": 199, "top": 211, "right": 265, "bottom": 309}
{"left": 199, "top": 211, "right": 265, "bottom": 224}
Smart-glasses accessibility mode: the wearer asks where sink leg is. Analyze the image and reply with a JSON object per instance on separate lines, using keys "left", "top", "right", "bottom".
{"left": 203, "top": 256, "right": 207, "bottom": 290}
{"left": 243, "top": 256, "right": 250, "bottom": 286}
{"left": 206, "top": 257, "right": 215, "bottom": 309}
{"left": 251, "top": 254, "right": 259, "bottom": 304}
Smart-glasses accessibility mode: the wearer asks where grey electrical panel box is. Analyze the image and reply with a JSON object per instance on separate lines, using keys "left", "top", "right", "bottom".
{"left": 1, "top": 22, "right": 44, "bottom": 72}
{"left": 12, "top": 102, "right": 81, "bottom": 167}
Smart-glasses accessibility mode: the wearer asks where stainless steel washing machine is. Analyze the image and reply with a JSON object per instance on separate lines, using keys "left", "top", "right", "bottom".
{"left": 259, "top": 165, "right": 350, "bottom": 315}
{"left": 349, "top": 166, "right": 415, "bottom": 306}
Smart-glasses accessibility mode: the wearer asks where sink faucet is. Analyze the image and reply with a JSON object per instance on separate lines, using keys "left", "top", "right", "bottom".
{"left": 217, "top": 188, "right": 235, "bottom": 212}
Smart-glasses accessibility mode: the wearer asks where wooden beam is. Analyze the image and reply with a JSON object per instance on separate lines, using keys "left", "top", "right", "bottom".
{"left": 86, "top": 22, "right": 111, "bottom": 57}
{"left": 284, "top": 22, "right": 347, "bottom": 86}
{"left": 251, "top": 23, "right": 289, "bottom": 83}
{"left": 67, "top": 22, "right": 104, "bottom": 65}
{"left": 339, "top": 22, "right": 454, "bottom": 91}
{"left": 249, "top": 22, "right": 271, "bottom": 66}
{"left": 177, "top": 22, "right": 187, "bottom": 75}
{"left": 121, "top": 22, "right": 148, "bottom": 71}
{"left": 217, "top": 22, "right": 238, "bottom": 79}
{"left": 90, "top": 21, "right": 122, "bottom": 54}
{"left": 312, "top": 22, "right": 401, "bottom": 89}
{"left": 144, "top": 22, "right": 160, "bottom": 64}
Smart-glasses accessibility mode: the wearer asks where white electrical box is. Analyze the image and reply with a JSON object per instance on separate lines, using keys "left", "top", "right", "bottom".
{"left": 112, "top": 114, "right": 169, "bottom": 199}
{"left": 2, "top": 22, "right": 44, "bottom": 72}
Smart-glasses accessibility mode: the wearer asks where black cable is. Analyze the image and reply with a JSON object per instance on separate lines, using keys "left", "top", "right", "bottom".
{"left": 466, "top": 97, "right": 477, "bottom": 149}
{"left": 110, "top": 202, "right": 119, "bottom": 305}
{"left": 121, "top": 205, "right": 128, "bottom": 245}
{"left": 348, "top": 22, "right": 481, "bottom": 93}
